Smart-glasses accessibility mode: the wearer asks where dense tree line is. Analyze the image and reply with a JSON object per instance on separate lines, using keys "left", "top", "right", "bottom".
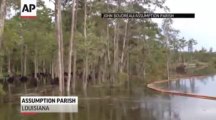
{"left": 0, "top": 0, "right": 213, "bottom": 94}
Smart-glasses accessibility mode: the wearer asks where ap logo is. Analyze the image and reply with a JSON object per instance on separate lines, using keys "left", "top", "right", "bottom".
{"left": 21, "top": 0, "right": 37, "bottom": 18}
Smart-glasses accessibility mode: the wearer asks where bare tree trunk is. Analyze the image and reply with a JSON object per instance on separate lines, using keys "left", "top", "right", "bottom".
{"left": 60, "top": 30, "right": 64, "bottom": 89}
{"left": 167, "top": 56, "right": 170, "bottom": 80}
{"left": 106, "top": 0, "right": 111, "bottom": 84}
{"left": 166, "top": 39, "right": 170, "bottom": 80}
{"left": 0, "top": 0, "right": 7, "bottom": 48}
{"left": 106, "top": 24, "right": 111, "bottom": 83}
{"left": 72, "top": 50, "right": 76, "bottom": 92}
{"left": 112, "top": 24, "right": 118, "bottom": 84}
{"left": 42, "top": 60, "right": 46, "bottom": 85}
{"left": 103, "top": 55, "right": 107, "bottom": 83}
{"left": 55, "top": 0, "right": 64, "bottom": 93}
{"left": 111, "top": 24, "right": 117, "bottom": 84}
{"left": 34, "top": 53, "right": 38, "bottom": 78}
{"left": 106, "top": 24, "right": 110, "bottom": 64}
{"left": 113, "top": 1, "right": 121, "bottom": 83}
{"left": 21, "top": 46, "right": 23, "bottom": 75}
{"left": 67, "top": 0, "right": 76, "bottom": 92}
{"left": 72, "top": 0, "right": 78, "bottom": 93}
{"left": 51, "top": 61, "right": 54, "bottom": 79}
{"left": 24, "top": 45, "right": 27, "bottom": 76}
{"left": 34, "top": 52, "right": 40, "bottom": 90}
{"left": 8, "top": 54, "right": 11, "bottom": 76}
{"left": 100, "top": 64, "right": 104, "bottom": 84}
{"left": 83, "top": 0, "right": 88, "bottom": 90}
{"left": 116, "top": 24, "right": 119, "bottom": 72}
{"left": 120, "top": 21, "right": 128, "bottom": 73}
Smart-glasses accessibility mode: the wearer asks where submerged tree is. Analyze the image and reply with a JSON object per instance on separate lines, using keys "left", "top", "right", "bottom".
{"left": 67, "top": 0, "right": 76, "bottom": 92}
{"left": 55, "top": 0, "right": 64, "bottom": 92}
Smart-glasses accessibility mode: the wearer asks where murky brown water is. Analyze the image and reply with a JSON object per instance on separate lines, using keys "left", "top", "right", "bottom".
{"left": 0, "top": 76, "right": 216, "bottom": 120}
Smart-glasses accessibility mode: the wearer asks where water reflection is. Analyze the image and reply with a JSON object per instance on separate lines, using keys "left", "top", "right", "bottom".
{"left": 1, "top": 76, "right": 216, "bottom": 120}
{"left": 160, "top": 75, "right": 216, "bottom": 96}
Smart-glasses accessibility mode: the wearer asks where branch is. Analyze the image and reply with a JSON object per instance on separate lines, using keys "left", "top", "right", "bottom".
{"left": 49, "top": 0, "right": 55, "bottom": 4}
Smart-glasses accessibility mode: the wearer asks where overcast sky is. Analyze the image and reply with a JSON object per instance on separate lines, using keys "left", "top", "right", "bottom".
{"left": 155, "top": 0, "right": 216, "bottom": 51}
{"left": 42, "top": 0, "right": 215, "bottom": 51}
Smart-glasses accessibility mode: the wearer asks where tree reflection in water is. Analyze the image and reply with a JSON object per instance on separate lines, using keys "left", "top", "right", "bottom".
{"left": 2, "top": 76, "right": 216, "bottom": 120}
